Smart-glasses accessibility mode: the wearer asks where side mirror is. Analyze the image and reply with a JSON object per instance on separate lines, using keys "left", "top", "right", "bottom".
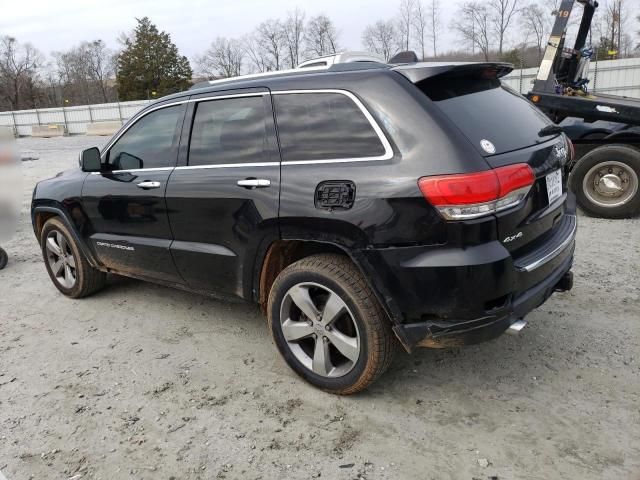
{"left": 79, "top": 147, "right": 101, "bottom": 172}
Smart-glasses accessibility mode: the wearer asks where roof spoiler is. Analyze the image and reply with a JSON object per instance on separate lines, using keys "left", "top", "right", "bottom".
{"left": 392, "top": 62, "right": 514, "bottom": 84}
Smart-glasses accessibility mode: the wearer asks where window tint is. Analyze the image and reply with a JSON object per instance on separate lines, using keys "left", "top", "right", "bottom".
{"left": 418, "top": 77, "right": 551, "bottom": 155}
{"left": 274, "top": 93, "right": 386, "bottom": 161}
{"left": 108, "top": 105, "right": 183, "bottom": 170}
{"left": 189, "top": 96, "right": 268, "bottom": 166}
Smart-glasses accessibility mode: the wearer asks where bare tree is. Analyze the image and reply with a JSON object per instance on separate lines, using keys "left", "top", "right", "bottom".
{"left": 0, "top": 36, "right": 43, "bottom": 110}
{"left": 243, "top": 34, "right": 270, "bottom": 73}
{"left": 258, "top": 19, "right": 286, "bottom": 71}
{"left": 428, "top": 0, "right": 442, "bottom": 57}
{"left": 283, "top": 8, "right": 306, "bottom": 68}
{"left": 196, "top": 37, "right": 244, "bottom": 78}
{"left": 398, "top": 0, "right": 415, "bottom": 52}
{"left": 412, "top": 0, "right": 441, "bottom": 59}
{"left": 362, "top": 20, "right": 399, "bottom": 61}
{"left": 520, "top": 3, "right": 548, "bottom": 61}
{"left": 593, "top": 0, "right": 627, "bottom": 59}
{"left": 607, "top": 0, "right": 625, "bottom": 57}
{"left": 636, "top": 13, "right": 640, "bottom": 52}
{"left": 413, "top": 2, "right": 428, "bottom": 59}
{"left": 620, "top": 32, "right": 633, "bottom": 57}
{"left": 453, "top": 2, "right": 492, "bottom": 61}
{"left": 53, "top": 49, "right": 90, "bottom": 104}
{"left": 52, "top": 40, "right": 115, "bottom": 105}
{"left": 304, "top": 15, "right": 340, "bottom": 58}
{"left": 85, "top": 40, "right": 114, "bottom": 102}
{"left": 489, "top": 0, "right": 520, "bottom": 56}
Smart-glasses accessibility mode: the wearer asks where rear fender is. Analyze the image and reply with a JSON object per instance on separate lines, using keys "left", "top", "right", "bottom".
{"left": 252, "top": 232, "right": 405, "bottom": 330}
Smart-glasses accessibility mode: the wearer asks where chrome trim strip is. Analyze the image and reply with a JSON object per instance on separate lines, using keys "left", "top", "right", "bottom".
{"left": 518, "top": 215, "right": 577, "bottom": 272}
{"left": 272, "top": 89, "right": 394, "bottom": 164}
{"left": 282, "top": 157, "right": 390, "bottom": 166}
{"left": 90, "top": 167, "right": 174, "bottom": 175}
{"left": 175, "top": 161, "right": 279, "bottom": 171}
{"left": 100, "top": 89, "right": 393, "bottom": 171}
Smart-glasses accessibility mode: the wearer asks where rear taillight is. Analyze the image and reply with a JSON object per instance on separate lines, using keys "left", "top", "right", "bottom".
{"left": 418, "top": 163, "right": 535, "bottom": 220}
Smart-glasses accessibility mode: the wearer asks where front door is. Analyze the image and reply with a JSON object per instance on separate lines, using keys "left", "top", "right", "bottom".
{"left": 81, "top": 102, "right": 187, "bottom": 284}
{"left": 166, "top": 89, "right": 280, "bottom": 298}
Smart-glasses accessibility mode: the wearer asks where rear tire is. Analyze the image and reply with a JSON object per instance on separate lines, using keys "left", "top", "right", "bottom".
{"left": 268, "top": 254, "right": 396, "bottom": 394}
{"left": 570, "top": 145, "right": 640, "bottom": 218}
{"left": 41, "top": 217, "right": 106, "bottom": 298}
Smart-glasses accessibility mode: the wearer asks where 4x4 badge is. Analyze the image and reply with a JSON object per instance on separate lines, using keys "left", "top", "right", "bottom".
{"left": 480, "top": 139, "right": 496, "bottom": 154}
{"left": 503, "top": 231, "right": 524, "bottom": 243}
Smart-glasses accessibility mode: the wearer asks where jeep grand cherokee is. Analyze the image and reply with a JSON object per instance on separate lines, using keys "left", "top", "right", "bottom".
{"left": 32, "top": 59, "right": 576, "bottom": 394}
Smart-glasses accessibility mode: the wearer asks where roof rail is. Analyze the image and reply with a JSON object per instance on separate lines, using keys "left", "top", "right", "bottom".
{"left": 199, "top": 65, "right": 330, "bottom": 88}
{"left": 189, "top": 52, "right": 387, "bottom": 90}
{"left": 297, "top": 51, "right": 386, "bottom": 69}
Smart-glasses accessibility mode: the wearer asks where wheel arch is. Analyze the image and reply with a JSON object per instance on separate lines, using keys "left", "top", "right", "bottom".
{"left": 253, "top": 238, "right": 403, "bottom": 328}
{"left": 32, "top": 205, "right": 101, "bottom": 268}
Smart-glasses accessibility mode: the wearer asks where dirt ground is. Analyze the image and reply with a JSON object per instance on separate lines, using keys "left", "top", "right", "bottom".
{"left": 0, "top": 136, "right": 638, "bottom": 480}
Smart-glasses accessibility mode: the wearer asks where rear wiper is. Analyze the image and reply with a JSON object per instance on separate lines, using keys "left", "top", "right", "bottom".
{"left": 538, "top": 125, "right": 563, "bottom": 137}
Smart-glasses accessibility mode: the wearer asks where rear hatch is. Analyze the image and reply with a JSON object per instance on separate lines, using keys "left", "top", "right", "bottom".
{"left": 398, "top": 63, "right": 571, "bottom": 254}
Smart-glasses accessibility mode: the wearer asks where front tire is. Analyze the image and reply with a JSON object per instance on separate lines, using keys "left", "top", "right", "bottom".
{"left": 268, "top": 254, "right": 396, "bottom": 394}
{"left": 41, "top": 217, "right": 106, "bottom": 298}
{"left": 0, "top": 247, "right": 7, "bottom": 270}
{"left": 570, "top": 145, "right": 640, "bottom": 218}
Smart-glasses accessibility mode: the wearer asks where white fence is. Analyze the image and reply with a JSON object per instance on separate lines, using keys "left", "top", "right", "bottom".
{"left": 1, "top": 57, "right": 639, "bottom": 137}
{"left": 502, "top": 57, "right": 640, "bottom": 98}
{"left": 0, "top": 100, "right": 152, "bottom": 137}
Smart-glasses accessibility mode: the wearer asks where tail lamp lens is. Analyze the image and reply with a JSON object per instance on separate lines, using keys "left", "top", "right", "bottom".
{"left": 418, "top": 163, "right": 535, "bottom": 220}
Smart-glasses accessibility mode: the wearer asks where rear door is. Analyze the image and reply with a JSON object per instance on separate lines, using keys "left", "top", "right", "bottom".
{"left": 165, "top": 88, "right": 280, "bottom": 298}
{"left": 81, "top": 102, "right": 187, "bottom": 283}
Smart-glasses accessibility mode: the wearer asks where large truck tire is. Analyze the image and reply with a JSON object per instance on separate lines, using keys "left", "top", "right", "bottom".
{"left": 570, "top": 144, "right": 640, "bottom": 218}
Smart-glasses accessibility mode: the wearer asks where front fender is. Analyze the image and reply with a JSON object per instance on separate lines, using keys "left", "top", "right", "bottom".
{"left": 31, "top": 203, "right": 101, "bottom": 269}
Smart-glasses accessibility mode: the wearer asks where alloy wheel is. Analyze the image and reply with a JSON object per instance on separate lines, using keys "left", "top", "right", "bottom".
{"left": 280, "top": 282, "right": 361, "bottom": 378}
{"left": 45, "top": 230, "right": 77, "bottom": 289}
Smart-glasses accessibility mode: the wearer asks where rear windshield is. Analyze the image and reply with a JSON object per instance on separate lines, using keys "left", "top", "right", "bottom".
{"left": 418, "top": 77, "right": 553, "bottom": 156}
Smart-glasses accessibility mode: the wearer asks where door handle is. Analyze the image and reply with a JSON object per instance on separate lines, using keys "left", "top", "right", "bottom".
{"left": 237, "top": 179, "right": 271, "bottom": 189}
{"left": 137, "top": 181, "right": 161, "bottom": 189}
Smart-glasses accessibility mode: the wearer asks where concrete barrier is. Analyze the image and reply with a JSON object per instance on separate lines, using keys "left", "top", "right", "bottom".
{"left": 31, "top": 125, "right": 65, "bottom": 138}
{"left": 0, "top": 126, "right": 15, "bottom": 139}
{"left": 86, "top": 121, "right": 122, "bottom": 136}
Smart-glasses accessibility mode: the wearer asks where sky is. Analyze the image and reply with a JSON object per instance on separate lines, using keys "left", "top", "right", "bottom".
{"left": 0, "top": 0, "right": 458, "bottom": 60}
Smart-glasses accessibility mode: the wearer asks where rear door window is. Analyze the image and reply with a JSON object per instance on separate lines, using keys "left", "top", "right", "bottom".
{"left": 418, "top": 77, "right": 552, "bottom": 156}
{"left": 274, "top": 92, "right": 386, "bottom": 161}
{"left": 189, "top": 96, "right": 268, "bottom": 166}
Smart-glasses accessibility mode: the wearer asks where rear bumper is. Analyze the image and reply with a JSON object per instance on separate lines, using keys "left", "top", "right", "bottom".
{"left": 392, "top": 252, "right": 574, "bottom": 351}
{"left": 358, "top": 197, "right": 577, "bottom": 352}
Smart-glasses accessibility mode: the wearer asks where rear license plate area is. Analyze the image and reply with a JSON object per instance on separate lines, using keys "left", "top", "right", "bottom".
{"left": 545, "top": 169, "right": 562, "bottom": 204}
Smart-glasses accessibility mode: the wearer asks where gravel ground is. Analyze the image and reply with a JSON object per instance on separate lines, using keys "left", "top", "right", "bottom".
{"left": 0, "top": 136, "right": 639, "bottom": 480}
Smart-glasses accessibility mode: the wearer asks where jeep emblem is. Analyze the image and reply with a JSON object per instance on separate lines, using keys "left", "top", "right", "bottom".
{"left": 480, "top": 139, "right": 496, "bottom": 154}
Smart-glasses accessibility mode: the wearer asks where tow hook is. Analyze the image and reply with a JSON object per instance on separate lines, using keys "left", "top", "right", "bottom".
{"left": 554, "top": 271, "right": 574, "bottom": 292}
{"left": 506, "top": 319, "right": 528, "bottom": 335}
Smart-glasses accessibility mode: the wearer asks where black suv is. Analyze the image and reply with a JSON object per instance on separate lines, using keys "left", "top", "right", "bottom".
{"left": 32, "top": 59, "right": 576, "bottom": 394}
